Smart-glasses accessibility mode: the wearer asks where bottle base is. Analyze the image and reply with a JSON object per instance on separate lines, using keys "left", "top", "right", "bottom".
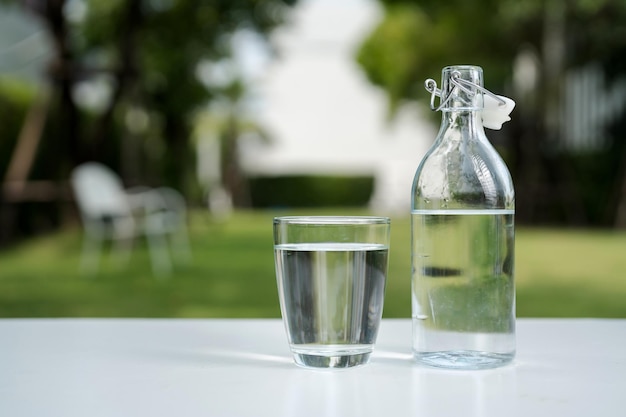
{"left": 413, "top": 350, "right": 514, "bottom": 370}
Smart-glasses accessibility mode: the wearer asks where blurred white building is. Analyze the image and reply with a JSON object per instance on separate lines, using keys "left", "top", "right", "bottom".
{"left": 236, "top": 0, "right": 436, "bottom": 214}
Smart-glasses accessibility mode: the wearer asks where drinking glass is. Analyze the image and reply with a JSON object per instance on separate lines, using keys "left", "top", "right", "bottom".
{"left": 274, "top": 216, "right": 390, "bottom": 368}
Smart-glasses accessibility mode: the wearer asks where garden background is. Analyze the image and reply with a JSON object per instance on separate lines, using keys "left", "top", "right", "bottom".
{"left": 1, "top": 0, "right": 625, "bottom": 319}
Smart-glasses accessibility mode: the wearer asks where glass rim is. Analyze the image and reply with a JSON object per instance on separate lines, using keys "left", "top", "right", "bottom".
{"left": 273, "top": 216, "right": 390, "bottom": 225}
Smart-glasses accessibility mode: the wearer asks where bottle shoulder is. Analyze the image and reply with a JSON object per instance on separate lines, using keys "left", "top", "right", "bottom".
{"left": 412, "top": 136, "right": 514, "bottom": 210}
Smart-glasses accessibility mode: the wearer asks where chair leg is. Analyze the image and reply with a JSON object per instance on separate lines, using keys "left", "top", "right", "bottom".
{"left": 146, "top": 232, "right": 172, "bottom": 278}
{"left": 112, "top": 235, "right": 134, "bottom": 268}
{"left": 171, "top": 227, "right": 192, "bottom": 265}
{"left": 80, "top": 234, "right": 102, "bottom": 277}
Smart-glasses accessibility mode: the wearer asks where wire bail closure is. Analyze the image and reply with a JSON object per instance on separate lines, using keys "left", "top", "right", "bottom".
{"left": 424, "top": 70, "right": 515, "bottom": 130}
{"left": 424, "top": 70, "right": 506, "bottom": 112}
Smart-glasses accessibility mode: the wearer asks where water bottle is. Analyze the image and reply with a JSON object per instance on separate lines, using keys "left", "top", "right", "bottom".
{"left": 411, "top": 65, "right": 516, "bottom": 369}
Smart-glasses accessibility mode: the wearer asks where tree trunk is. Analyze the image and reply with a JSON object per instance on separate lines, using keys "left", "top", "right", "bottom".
{"left": 89, "top": 0, "right": 143, "bottom": 162}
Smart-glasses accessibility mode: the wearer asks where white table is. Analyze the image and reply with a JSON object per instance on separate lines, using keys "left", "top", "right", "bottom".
{"left": 1, "top": 319, "right": 624, "bottom": 417}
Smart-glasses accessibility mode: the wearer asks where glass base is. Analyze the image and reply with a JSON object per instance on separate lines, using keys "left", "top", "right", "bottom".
{"left": 293, "top": 352, "right": 371, "bottom": 369}
{"left": 414, "top": 350, "right": 514, "bottom": 370}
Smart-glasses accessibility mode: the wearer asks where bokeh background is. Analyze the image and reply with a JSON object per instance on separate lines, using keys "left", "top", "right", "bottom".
{"left": 1, "top": 0, "right": 625, "bottom": 318}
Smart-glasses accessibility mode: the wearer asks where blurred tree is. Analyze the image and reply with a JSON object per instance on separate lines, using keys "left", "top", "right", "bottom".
{"left": 204, "top": 76, "right": 261, "bottom": 208}
{"left": 357, "top": 0, "right": 626, "bottom": 226}
{"left": 37, "top": 0, "right": 294, "bottom": 187}
{"left": 216, "top": 77, "right": 261, "bottom": 208}
{"left": 0, "top": 0, "right": 296, "bottom": 243}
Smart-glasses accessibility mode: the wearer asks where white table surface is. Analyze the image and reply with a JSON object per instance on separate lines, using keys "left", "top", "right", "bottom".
{"left": 0, "top": 318, "right": 624, "bottom": 417}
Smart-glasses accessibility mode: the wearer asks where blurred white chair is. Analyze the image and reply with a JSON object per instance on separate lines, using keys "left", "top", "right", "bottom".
{"left": 71, "top": 162, "right": 191, "bottom": 277}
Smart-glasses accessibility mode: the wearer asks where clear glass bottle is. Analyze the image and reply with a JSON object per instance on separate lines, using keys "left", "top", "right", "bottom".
{"left": 411, "top": 65, "right": 515, "bottom": 369}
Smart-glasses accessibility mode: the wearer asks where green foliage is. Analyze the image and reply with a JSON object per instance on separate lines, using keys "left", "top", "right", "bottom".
{"left": 356, "top": 5, "right": 429, "bottom": 113}
{"left": 0, "top": 0, "right": 298, "bottom": 243}
{"left": 357, "top": 0, "right": 519, "bottom": 110}
{"left": 76, "top": 0, "right": 296, "bottom": 121}
{"left": 358, "top": 0, "right": 626, "bottom": 227}
{"left": 357, "top": 0, "right": 626, "bottom": 108}
{"left": 248, "top": 175, "right": 375, "bottom": 208}
{"left": 0, "top": 0, "right": 297, "bottom": 191}
{"left": 71, "top": 0, "right": 297, "bottom": 192}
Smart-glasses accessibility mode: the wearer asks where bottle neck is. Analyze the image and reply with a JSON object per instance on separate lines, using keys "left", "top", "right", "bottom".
{"left": 439, "top": 109, "right": 486, "bottom": 143}
{"left": 439, "top": 66, "right": 484, "bottom": 108}
{"left": 437, "top": 65, "right": 486, "bottom": 141}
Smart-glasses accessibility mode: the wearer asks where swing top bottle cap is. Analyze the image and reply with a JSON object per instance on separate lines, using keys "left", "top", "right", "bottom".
{"left": 424, "top": 65, "right": 515, "bottom": 130}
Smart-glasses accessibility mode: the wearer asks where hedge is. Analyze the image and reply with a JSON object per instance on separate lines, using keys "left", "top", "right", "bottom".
{"left": 248, "top": 175, "right": 375, "bottom": 208}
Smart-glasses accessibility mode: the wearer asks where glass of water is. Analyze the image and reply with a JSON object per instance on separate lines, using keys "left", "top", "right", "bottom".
{"left": 273, "top": 216, "right": 390, "bottom": 369}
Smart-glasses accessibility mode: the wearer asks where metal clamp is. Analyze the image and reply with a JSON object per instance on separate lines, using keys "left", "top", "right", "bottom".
{"left": 425, "top": 70, "right": 506, "bottom": 111}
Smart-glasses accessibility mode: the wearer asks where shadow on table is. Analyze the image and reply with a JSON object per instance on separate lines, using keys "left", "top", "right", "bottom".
{"left": 138, "top": 347, "right": 294, "bottom": 369}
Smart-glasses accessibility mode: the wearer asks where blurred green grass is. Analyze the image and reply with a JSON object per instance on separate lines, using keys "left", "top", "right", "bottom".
{"left": 0, "top": 210, "right": 625, "bottom": 318}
